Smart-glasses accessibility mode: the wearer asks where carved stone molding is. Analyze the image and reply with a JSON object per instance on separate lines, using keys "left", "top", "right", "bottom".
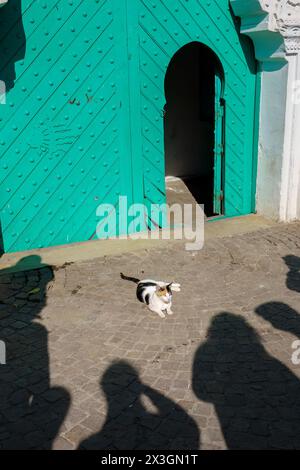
{"left": 248, "top": 1, "right": 300, "bottom": 54}
{"left": 271, "top": 1, "right": 300, "bottom": 53}
{"left": 230, "top": 0, "right": 286, "bottom": 65}
{"left": 279, "top": 22, "right": 300, "bottom": 53}
{"left": 231, "top": 0, "right": 300, "bottom": 60}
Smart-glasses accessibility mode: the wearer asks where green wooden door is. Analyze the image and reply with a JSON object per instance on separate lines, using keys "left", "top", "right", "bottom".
{"left": 0, "top": 0, "right": 258, "bottom": 253}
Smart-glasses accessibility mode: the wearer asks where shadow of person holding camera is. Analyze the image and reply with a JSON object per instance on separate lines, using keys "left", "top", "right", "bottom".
{"left": 0, "top": 256, "right": 70, "bottom": 449}
{"left": 79, "top": 360, "right": 200, "bottom": 450}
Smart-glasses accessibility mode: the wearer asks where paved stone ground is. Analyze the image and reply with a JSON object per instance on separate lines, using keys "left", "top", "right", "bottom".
{"left": 1, "top": 222, "right": 300, "bottom": 450}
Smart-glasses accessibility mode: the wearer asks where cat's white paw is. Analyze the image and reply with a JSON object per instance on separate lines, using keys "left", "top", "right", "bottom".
{"left": 167, "top": 309, "right": 174, "bottom": 315}
{"left": 158, "top": 311, "right": 166, "bottom": 318}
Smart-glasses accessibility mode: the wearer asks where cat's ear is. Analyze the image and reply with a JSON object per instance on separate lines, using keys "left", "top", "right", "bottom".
{"left": 166, "top": 283, "right": 174, "bottom": 293}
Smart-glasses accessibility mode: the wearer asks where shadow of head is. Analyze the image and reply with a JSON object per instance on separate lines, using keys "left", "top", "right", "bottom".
{"left": 255, "top": 302, "right": 300, "bottom": 338}
{"left": 284, "top": 255, "right": 300, "bottom": 271}
{"left": 1, "top": 254, "right": 50, "bottom": 274}
{"left": 0, "top": 255, "right": 54, "bottom": 320}
{"left": 12, "top": 254, "right": 49, "bottom": 271}
{"left": 101, "top": 360, "right": 139, "bottom": 402}
{"left": 201, "top": 312, "right": 259, "bottom": 342}
{"left": 283, "top": 255, "right": 300, "bottom": 293}
{"left": 0, "top": 0, "right": 26, "bottom": 92}
{"left": 192, "top": 312, "right": 261, "bottom": 400}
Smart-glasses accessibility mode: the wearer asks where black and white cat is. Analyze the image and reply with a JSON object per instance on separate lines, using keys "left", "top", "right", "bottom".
{"left": 120, "top": 273, "right": 181, "bottom": 318}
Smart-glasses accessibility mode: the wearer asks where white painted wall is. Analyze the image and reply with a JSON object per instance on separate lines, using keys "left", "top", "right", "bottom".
{"left": 280, "top": 52, "right": 300, "bottom": 221}
{"left": 256, "top": 63, "right": 288, "bottom": 218}
{"left": 231, "top": 0, "right": 300, "bottom": 222}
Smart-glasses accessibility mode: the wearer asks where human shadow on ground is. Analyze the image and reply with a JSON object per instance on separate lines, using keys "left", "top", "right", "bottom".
{"left": 78, "top": 360, "right": 200, "bottom": 450}
{"left": 0, "top": 256, "right": 70, "bottom": 449}
{"left": 256, "top": 302, "right": 300, "bottom": 339}
{"left": 193, "top": 312, "right": 300, "bottom": 449}
{"left": 283, "top": 255, "right": 300, "bottom": 293}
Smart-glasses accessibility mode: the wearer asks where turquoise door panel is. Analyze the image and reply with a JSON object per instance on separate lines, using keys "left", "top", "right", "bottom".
{"left": 0, "top": 0, "right": 134, "bottom": 252}
{"left": 0, "top": 0, "right": 259, "bottom": 253}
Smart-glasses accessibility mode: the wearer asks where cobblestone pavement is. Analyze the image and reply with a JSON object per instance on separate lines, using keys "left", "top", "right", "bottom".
{"left": 1, "top": 222, "right": 300, "bottom": 449}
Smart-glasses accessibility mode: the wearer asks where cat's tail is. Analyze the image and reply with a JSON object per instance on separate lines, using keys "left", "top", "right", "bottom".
{"left": 120, "top": 273, "right": 140, "bottom": 284}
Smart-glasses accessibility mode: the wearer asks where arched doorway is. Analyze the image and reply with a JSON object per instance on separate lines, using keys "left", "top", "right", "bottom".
{"left": 164, "top": 42, "right": 225, "bottom": 217}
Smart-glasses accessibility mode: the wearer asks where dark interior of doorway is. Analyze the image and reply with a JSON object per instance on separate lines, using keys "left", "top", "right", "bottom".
{"left": 164, "top": 42, "right": 221, "bottom": 217}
